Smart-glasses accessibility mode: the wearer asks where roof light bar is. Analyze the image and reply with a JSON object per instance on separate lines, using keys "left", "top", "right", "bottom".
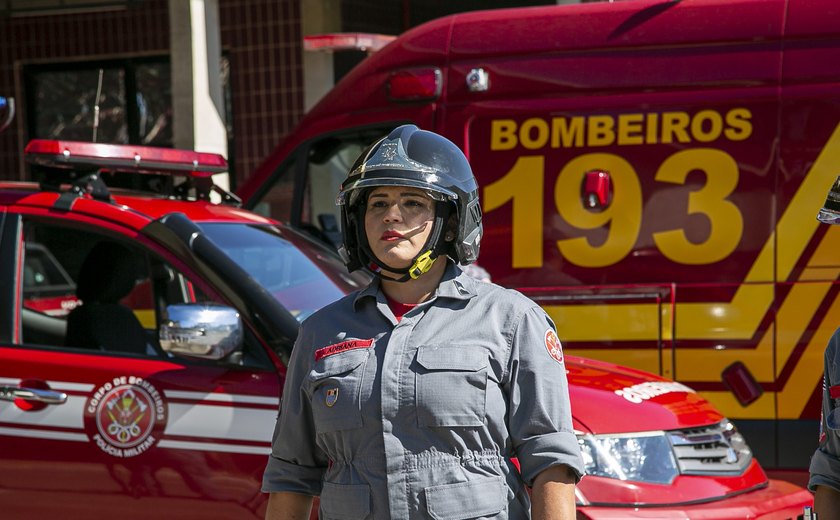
{"left": 24, "top": 140, "right": 228, "bottom": 176}
{"left": 303, "top": 33, "right": 395, "bottom": 53}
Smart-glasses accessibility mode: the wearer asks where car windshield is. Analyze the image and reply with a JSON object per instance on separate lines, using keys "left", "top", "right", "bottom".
{"left": 198, "top": 223, "right": 365, "bottom": 322}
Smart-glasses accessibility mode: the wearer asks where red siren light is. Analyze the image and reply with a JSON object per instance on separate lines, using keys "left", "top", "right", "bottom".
{"left": 303, "top": 33, "right": 396, "bottom": 53}
{"left": 387, "top": 67, "right": 442, "bottom": 102}
{"left": 24, "top": 139, "right": 228, "bottom": 177}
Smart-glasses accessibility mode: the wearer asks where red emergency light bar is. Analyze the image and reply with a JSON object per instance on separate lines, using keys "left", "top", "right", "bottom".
{"left": 303, "top": 33, "right": 395, "bottom": 53}
{"left": 24, "top": 139, "right": 228, "bottom": 176}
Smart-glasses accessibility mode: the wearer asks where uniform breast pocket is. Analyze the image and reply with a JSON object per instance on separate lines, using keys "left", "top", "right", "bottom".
{"left": 308, "top": 349, "right": 370, "bottom": 433}
{"left": 415, "top": 344, "right": 489, "bottom": 428}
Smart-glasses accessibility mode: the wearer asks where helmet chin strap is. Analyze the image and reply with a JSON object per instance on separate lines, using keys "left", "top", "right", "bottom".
{"left": 359, "top": 201, "right": 451, "bottom": 283}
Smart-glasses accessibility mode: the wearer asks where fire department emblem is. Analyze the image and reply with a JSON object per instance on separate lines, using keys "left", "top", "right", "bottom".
{"left": 325, "top": 387, "right": 339, "bottom": 407}
{"left": 85, "top": 376, "right": 166, "bottom": 458}
{"left": 545, "top": 329, "right": 564, "bottom": 365}
{"left": 380, "top": 142, "right": 398, "bottom": 161}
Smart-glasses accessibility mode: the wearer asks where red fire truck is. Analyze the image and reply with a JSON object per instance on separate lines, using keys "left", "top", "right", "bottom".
{"left": 0, "top": 138, "right": 813, "bottom": 517}
{"left": 238, "top": 0, "right": 839, "bottom": 483}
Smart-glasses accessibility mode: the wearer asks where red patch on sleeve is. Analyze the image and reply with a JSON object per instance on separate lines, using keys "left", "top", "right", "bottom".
{"left": 545, "top": 329, "right": 564, "bottom": 364}
{"left": 830, "top": 385, "right": 840, "bottom": 400}
{"left": 315, "top": 339, "right": 373, "bottom": 361}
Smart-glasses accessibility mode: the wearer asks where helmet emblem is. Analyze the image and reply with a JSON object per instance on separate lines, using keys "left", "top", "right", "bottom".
{"left": 326, "top": 387, "right": 339, "bottom": 407}
{"left": 381, "top": 142, "right": 398, "bottom": 161}
{"left": 361, "top": 137, "right": 435, "bottom": 174}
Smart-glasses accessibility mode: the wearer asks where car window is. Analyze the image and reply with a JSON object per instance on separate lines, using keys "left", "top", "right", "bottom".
{"left": 19, "top": 220, "right": 265, "bottom": 367}
{"left": 22, "top": 242, "right": 78, "bottom": 316}
{"left": 199, "top": 223, "right": 360, "bottom": 323}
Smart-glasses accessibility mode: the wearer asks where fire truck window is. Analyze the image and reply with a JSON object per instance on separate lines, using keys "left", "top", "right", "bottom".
{"left": 299, "top": 131, "right": 388, "bottom": 248}
{"left": 252, "top": 154, "right": 297, "bottom": 223}
{"left": 303, "top": 138, "right": 366, "bottom": 246}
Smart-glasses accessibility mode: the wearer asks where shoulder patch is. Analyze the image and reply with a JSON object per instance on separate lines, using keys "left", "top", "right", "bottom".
{"left": 315, "top": 339, "right": 373, "bottom": 361}
{"left": 545, "top": 328, "right": 563, "bottom": 364}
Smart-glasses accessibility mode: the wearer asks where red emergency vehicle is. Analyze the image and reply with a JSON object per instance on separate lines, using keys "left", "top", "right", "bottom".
{"left": 0, "top": 140, "right": 367, "bottom": 519}
{"left": 239, "top": 0, "right": 838, "bottom": 483}
{"left": 0, "top": 139, "right": 813, "bottom": 518}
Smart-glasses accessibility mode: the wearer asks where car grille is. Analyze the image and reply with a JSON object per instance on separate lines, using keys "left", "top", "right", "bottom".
{"left": 668, "top": 423, "right": 752, "bottom": 475}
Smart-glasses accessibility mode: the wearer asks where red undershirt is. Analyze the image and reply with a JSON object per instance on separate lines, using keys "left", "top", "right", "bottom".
{"left": 385, "top": 295, "right": 419, "bottom": 322}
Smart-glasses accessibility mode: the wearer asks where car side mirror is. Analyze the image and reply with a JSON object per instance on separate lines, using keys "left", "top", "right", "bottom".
{"left": 159, "top": 303, "right": 243, "bottom": 360}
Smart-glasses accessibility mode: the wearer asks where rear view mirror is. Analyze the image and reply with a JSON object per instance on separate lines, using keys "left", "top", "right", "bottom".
{"left": 159, "top": 303, "right": 243, "bottom": 360}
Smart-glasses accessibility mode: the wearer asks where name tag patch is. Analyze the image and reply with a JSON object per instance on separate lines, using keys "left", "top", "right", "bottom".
{"left": 315, "top": 339, "right": 373, "bottom": 361}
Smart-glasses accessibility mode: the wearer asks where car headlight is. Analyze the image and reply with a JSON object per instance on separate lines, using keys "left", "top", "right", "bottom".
{"left": 719, "top": 419, "right": 753, "bottom": 466}
{"left": 577, "top": 432, "right": 679, "bottom": 484}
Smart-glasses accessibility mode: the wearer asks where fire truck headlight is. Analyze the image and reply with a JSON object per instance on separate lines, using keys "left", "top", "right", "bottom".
{"left": 577, "top": 432, "right": 679, "bottom": 484}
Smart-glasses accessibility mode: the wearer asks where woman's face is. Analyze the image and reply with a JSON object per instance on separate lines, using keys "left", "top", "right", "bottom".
{"left": 364, "top": 186, "right": 436, "bottom": 270}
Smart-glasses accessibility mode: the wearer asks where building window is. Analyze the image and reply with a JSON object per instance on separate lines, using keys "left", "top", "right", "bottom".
{"left": 25, "top": 58, "right": 173, "bottom": 147}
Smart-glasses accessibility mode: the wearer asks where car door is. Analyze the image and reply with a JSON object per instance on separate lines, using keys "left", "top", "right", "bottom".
{"left": 0, "top": 213, "right": 281, "bottom": 520}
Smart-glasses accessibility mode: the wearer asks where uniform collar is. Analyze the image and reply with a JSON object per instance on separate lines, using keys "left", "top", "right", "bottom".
{"left": 353, "top": 260, "right": 478, "bottom": 311}
{"left": 436, "top": 261, "right": 480, "bottom": 301}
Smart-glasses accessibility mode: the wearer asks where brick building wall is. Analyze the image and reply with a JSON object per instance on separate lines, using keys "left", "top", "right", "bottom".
{"left": 221, "top": 0, "right": 302, "bottom": 187}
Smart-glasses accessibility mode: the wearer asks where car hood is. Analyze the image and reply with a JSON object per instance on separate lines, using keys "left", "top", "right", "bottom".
{"left": 566, "top": 355, "right": 724, "bottom": 435}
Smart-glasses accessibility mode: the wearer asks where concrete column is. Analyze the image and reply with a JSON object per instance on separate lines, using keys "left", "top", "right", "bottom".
{"left": 302, "top": 0, "right": 342, "bottom": 112}
{"left": 169, "top": 0, "right": 229, "bottom": 190}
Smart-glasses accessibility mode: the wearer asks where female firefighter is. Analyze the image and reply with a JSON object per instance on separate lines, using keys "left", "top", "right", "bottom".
{"left": 262, "top": 125, "right": 584, "bottom": 519}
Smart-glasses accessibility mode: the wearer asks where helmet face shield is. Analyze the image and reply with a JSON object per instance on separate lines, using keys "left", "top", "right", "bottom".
{"left": 336, "top": 177, "right": 457, "bottom": 208}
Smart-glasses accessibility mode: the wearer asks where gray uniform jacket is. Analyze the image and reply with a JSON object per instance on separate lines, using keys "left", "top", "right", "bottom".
{"left": 810, "top": 327, "right": 840, "bottom": 492}
{"left": 263, "top": 262, "right": 585, "bottom": 519}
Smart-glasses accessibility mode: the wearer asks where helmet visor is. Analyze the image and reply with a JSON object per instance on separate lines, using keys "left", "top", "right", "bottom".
{"left": 336, "top": 176, "right": 458, "bottom": 207}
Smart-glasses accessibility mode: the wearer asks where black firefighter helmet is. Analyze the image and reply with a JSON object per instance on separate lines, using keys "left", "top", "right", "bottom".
{"left": 336, "top": 125, "right": 483, "bottom": 279}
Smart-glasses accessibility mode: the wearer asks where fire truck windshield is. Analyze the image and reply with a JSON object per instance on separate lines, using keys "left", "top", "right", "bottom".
{"left": 198, "top": 223, "right": 356, "bottom": 322}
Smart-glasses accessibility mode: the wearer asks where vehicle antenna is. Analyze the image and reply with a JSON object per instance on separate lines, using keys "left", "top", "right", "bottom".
{"left": 92, "top": 68, "right": 104, "bottom": 142}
